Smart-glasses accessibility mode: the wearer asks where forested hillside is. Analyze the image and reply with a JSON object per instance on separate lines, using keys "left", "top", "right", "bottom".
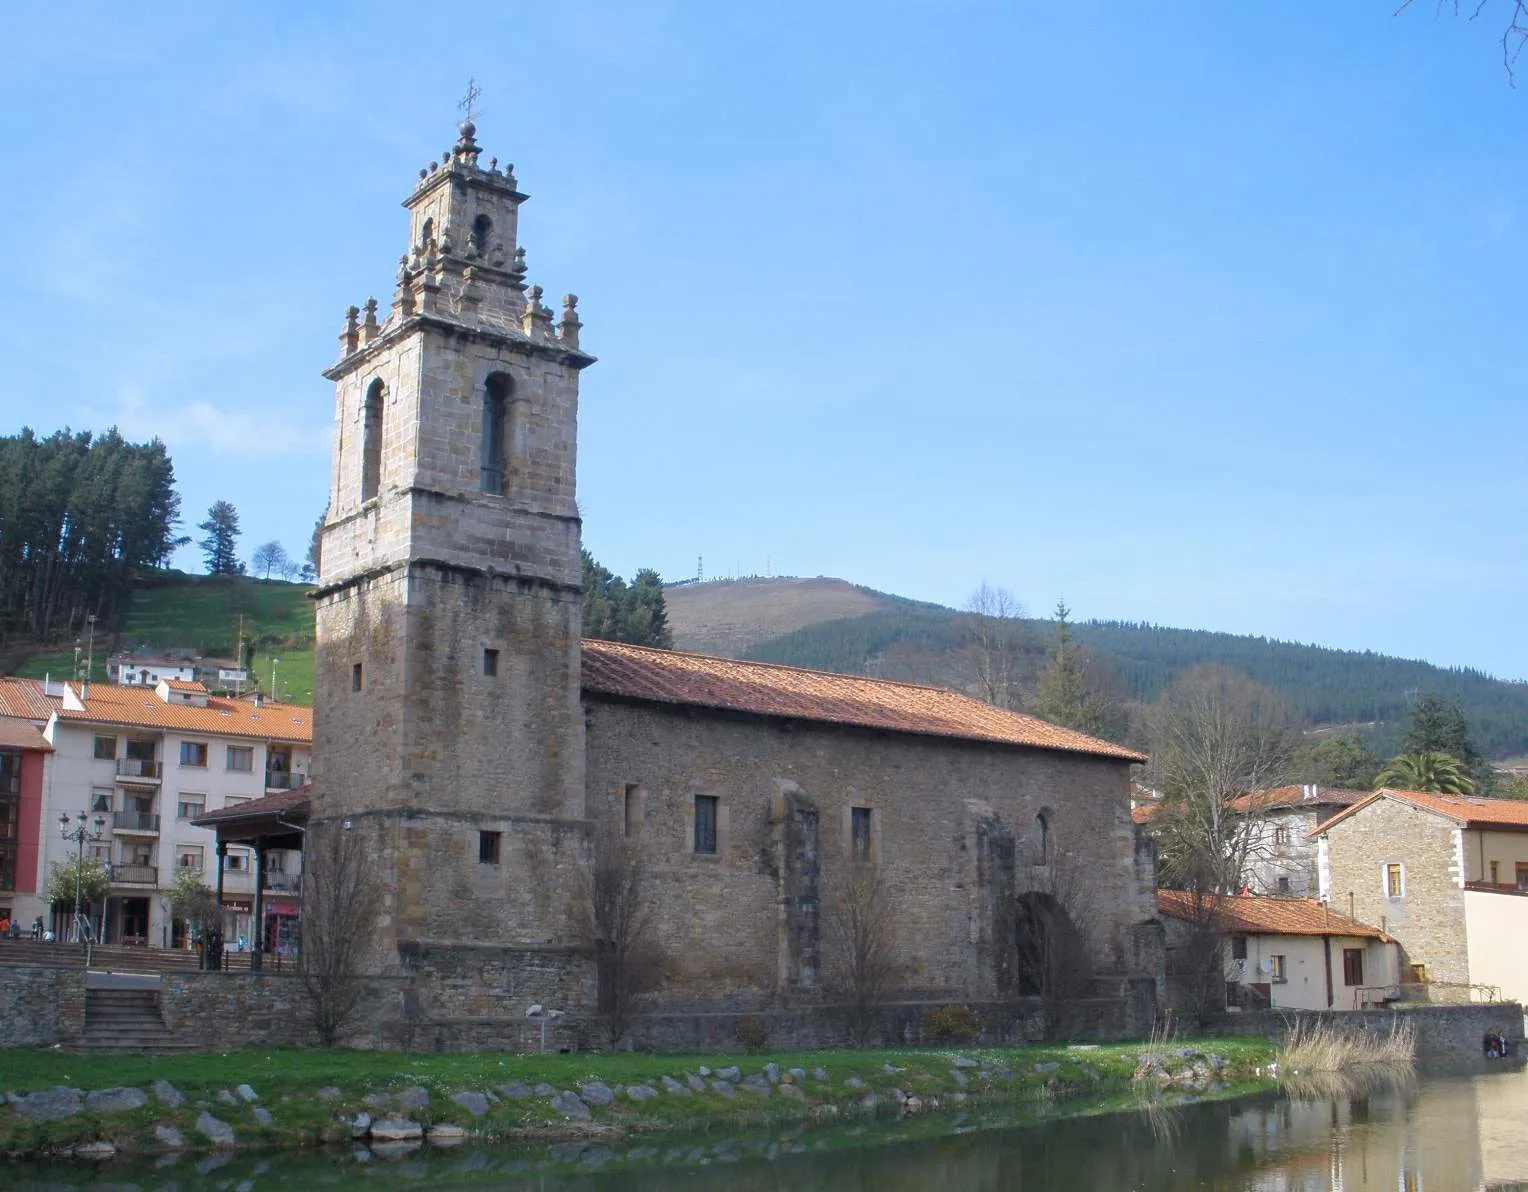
{"left": 720, "top": 591, "right": 1528, "bottom": 759}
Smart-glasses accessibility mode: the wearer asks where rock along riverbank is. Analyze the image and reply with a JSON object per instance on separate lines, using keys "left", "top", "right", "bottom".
{"left": 0, "top": 1038, "right": 1277, "bottom": 1162}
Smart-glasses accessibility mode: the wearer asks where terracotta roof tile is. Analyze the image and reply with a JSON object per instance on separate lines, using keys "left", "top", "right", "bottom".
{"left": 0, "top": 716, "right": 51, "bottom": 752}
{"left": 580, "top": 640, "right": 1145, "bottom": 761}
{"left": 0, "top": 679, "right": 311, "bottom": 744}
{"left": 164, "top": 680, "right": 209, "bottom": 693}
{"left": 1226, "top": 786, "right": 1369, "bottom": 815}
{"left": 1313, "top": 788, "right": 1528, "bottom": 836}
{"left": 1156, "top": 890, "right": 1390, "bottom": 940}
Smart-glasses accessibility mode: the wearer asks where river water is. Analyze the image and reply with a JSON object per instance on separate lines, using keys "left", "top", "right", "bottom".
{"left": 13, "top": 1063, "right": 1528, "bottom": 1191}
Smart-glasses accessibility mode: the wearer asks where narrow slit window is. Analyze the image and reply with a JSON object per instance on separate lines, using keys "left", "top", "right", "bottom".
{"left": 851, "top": 806, "right": 873, "bottom": 862}
{"left": 694, "top": 795, "right": 718, "bottom": 855}
{"left": 483, "top": 648, "right": 499, "bottom": 677}
{"left": 352, "top": 662, "right": 364, "bottom": 692}
{"left": 479, "top": 830, "right": 502, "bottom": 865}
{"left": 361, "top": 379, "right": 385, "bottom": 501}
{"left": 481, "top": 374, "right": 512, "bottom": 494}
{"left": 623, "top": 784, "right": 641, "bottom": 838}
{"left": 1385, "top": 863, "right": 1404, "bottom": 898}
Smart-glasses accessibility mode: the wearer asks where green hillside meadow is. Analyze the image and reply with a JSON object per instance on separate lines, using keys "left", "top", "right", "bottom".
{"left": 11, "top": 572, "right": 316, "bottom": 706}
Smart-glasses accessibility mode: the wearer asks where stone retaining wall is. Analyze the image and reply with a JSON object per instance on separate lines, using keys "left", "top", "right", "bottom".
{"left": 1197, "top": 1001, "right": 1525, "bottom": 1063}
{"left": 0, "top": 964, "right": 83, "bottom": 1047}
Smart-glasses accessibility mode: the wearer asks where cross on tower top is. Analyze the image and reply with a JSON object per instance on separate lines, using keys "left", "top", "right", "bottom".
{"left": 458, "top": 79, "right": 482, "bottom": 126}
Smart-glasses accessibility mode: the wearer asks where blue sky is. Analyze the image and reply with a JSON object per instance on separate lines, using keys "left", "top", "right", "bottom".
{"left": 2, "top": 3, "right": 1525, "bottom": 677}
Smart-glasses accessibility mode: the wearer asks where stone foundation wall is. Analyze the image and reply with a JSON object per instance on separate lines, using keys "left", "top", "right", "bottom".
{"left": 1197, "top": 1002, "right": 1525, "bottom": 1064}
{"left": 0, "top": 964, "right": 83, "bottom": 1047}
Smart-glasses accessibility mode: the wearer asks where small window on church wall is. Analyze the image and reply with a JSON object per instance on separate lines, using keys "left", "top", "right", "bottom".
{"left": 851, "top": 807, "right": 873, "bottom": 862}
{"left": 694, "top": 795, "right": 718, "bottom": 855}
{"left": 481, "top": 374, "right": 513, "bottom": 494}
{"left": 483, "top": 648, "right": 499, "bottom": 677}
{"left": 361, "top": 379, "right": 385, "bottom": 502}
{"left": 421, "top": 216, "right": 434, "bottom": 248}
{"left": 471, "top": 214, "right": 492, "bottom": 257}
{"left": 352, "top": 663, "right": 363, "bottom": 692}
{"left": 1033, "top": 810, "right": 1051, "bottom": 866}
{"left": 623, "top": 784, "right": 641, "bottom": 838}
{"left": 479, "top": 830, "right": 501, "bottom": 865}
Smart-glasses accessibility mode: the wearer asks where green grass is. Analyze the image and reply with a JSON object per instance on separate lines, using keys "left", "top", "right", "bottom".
{"left": 0, "top": 1038, "right": 1277, "bottom": 1159}
{"left": 11, "top": 572, "right": 316, "bottom": 705}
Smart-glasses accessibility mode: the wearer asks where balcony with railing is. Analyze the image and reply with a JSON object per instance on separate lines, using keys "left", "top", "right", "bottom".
{"left": 264, "top": 770, "right": 305, "bottom": 791}
{"left": 262, "top": 871, "right": 301, "bottom": 894}
{"left": 112, "top": 810, "right": 161, "bottom": 834}
{"left": 113, "top": 864, "right": 158, "bottom": 886}
{"left": 115, "top": 758, "right": 162, "bottom": 783}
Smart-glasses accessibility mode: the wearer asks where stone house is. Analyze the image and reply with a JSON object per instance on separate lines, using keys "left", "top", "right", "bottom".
{"left": 1313, "top": 788, "right": 1528, "bottom": 1006}
{"left": 1229, "top": 785, "right": 1367, "bottom": 898}
{"left": 305, "top": 119, "right": 1166, "bottom": 1041}
{"left": 0, "top": 676, "right": 309, "bottom": 949}
{"left": 1157, "top": 889, "right": 1398, "bottom": 1012}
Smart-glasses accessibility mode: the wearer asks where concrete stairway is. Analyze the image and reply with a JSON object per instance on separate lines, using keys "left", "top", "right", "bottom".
{"left": 82, "top": 987, "right": 197, "bottom": 1054}
{"left": 0, "top": 938, "right": 254, "bottom": 974}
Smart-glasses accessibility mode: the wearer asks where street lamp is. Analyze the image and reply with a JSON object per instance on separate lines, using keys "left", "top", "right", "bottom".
{"left": 271, "top": 657, "right": 280, "bottom": 702}
{"left": 59, "top": 811, "right": 107, "bottom": 947}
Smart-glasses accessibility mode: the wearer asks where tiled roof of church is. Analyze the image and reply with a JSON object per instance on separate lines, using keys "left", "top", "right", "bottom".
{"left": 580, "top": 640, "right": 1145, "bottom": 761}
{"left": 1156, "top": 890, "right": 1391, "bottom": 941}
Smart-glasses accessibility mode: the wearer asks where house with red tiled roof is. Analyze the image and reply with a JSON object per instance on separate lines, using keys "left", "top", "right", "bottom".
{"left": 1312, "top": 788, "right": 1528, "bottom": 1007}
{"left": 1157, "top": 889, "right": 1399, "bottom": 1011}
{"left": 0, "top": 675, "right": 310, "bottom": 949}
{"left": 1226, "top": 784, "right": 1369, "bottom": 899}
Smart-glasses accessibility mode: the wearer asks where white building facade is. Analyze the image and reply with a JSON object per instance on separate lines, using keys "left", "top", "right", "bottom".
{"left": 0, "top": 677, "right": 310, "bottom": 949}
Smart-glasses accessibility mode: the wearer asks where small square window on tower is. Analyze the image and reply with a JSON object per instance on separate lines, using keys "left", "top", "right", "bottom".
{"left": 352, "top": 662, "right": 364, "bottom": 692}
{"left": 478, "top": 830, "right": 502, "bottom": 865}
{"left": 483, "top": 648, "right": 499, "bottom": 677}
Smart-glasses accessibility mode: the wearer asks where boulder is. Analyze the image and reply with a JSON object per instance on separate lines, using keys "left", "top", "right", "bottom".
{"left": 778, "top": 1083, "right": 806, "bottom": 1100}
{"left": 739, "top": 1075, "right": 772, "bottom": 1096}
{"left": 498, "top": 1083, "right": 533, "bottom": 1101}
{"left": 253, "top": 1107, "right": 274, "bottom": 1126}
{"left": 236, "top": 1083, "right": 259, "bottom": 1103}
{"left": 843, "top": 1076, "right": 865, "bottom": 1089}
{"left": 317, "top": 1086, "right": 343, "bottom": 1101}
{"left": 350, "top": 1111, "right": 373, "bottom": 1138}
{"left": 813, "top": 1068, "right": 829, "bottom": 1082}
{"left": 626, "top": 1085, "right": 659, "bottom": 1102}
{"left": 428, "top": 1124, "right": 468, "bottom": 1146}
{"left": 152, "top": 1079, "right": 184, "bottom": 1110}
{"left": 686, "top": 1073, "right": 706, "bottom": 1093}
{"left": 789, "top": 1068, "right": 807, "bottom": 1082}
{"left": 85, "top": 1087, "right": 149, "bottom": 1114}
{"left": 951, "top": 1069, "right": 969, "bottom": 1088}
{"left": 396, "top": 1086, "right": 431, "bottom": 1112}
{"left": 764, "top": 1063, "right": 781, "bottom": 1084}
{"left": 217, "top": 1089, "right": 238, "bottom": 1106}
{"left": 716, "top": 1066, "right": 741, "bottom": 1081}
{"left": 534, "top": 1083, "right": 556, "bottom": 1097}
{"left": 369, "top": 1118, "right": 424, "bottom": 1142}
{"left": 196, "top": 1111, "right": 236, "bottom": 1147}
{"left": 709, "top": 1080, "right": 735, "bottom": 1099}
{"left": 660, "top": 1075, "right": 690, "bottom": 1096}
{"left": 579, "top": 1081, "right": 615, "bottom": 1107}
{"left": 154, "top": 1124, "right": 184, "bottom": 1148}
{"left": 451, "top": 1091, "right": 490, "bottom": 1118}
{"left": 11, "top": 1088, "right": 82, "bottom": 1121}
{"left": 552, "top": 1092, "right": 591, "bottom": 1121}
{"left": 953, "top": 1057, "right": 979, "bottom": 1069}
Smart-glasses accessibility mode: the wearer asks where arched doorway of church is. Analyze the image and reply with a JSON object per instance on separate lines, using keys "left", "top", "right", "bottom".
{"left": 1013, "top": 891, "right": 1086, "bottom": 999}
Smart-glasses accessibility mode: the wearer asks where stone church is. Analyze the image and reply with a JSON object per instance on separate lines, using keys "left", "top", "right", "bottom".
{"left": 311, "top": 120, "right": 1163, "bottom": 1046}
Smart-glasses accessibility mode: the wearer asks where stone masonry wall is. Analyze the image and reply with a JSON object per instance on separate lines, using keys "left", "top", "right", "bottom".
{"left": 1199, "top": 1002, "right": 1524, "bottom": 1065}
{"left": 0, "top": 963, "right": 83, "bottom": 1047}
{"left": 584, "top": 698, "right": 1159, "bottom": 1011}
{"left": 1323, "top": 799, "right": 1470, "bottom": 988}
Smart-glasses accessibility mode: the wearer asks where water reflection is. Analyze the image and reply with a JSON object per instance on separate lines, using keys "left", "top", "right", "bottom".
{"left": 11, "top": 1063, "right": 1527, "bottom": 1190}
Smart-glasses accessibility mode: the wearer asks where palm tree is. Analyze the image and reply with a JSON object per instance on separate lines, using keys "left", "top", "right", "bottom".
{"left": 1374, "top": 751, "right": 1476, "bottom": 796}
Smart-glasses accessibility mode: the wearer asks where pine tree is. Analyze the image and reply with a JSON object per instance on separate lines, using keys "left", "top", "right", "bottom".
{"left": 197, "top": 500, "right": 242, "bottom": 575}
{"left": 1402, "top": 692, "right": 1492, "bottom": 794}
{"left": 581, "top": 551, "right": 672, "bottom": 647}
{"left": 1035, "top": 600, "right": 1106, "bottom": 737}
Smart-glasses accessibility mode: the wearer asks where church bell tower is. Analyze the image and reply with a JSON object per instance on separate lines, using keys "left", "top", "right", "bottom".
{"left": 311, "top": 120, "right": 595, "bottom": 1002}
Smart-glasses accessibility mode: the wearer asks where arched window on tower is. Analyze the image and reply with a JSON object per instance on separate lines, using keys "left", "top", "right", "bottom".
{"left": 471, "top": 214, "right": 493, "bottom": 257}
{"left": 361, "top": 379, "right": 385, "bottom": 502}
{"left": 420, "top": 217, "right": 435, "bottom": 249}
{"left": 481, "top": 373, "right": 513, "bottom": 494}
{"left": 1032, "top": 809, "right": 1052, "bottom": 867}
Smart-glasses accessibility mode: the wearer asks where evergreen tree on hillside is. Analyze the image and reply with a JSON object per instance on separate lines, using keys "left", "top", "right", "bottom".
{"left": 306, "top": 506, "right": 327, "bottom": 581}
{"left": 1299, "top": 733, "right": 1383, "bottom": 790}
{"left": 581, "top": 551, "right": 672, "bottom": 648}
{"left": 1035, "top": 600, "right": 1107, "bottom": 737}
{"left": 1402, "top": 692, "right": 1492, "bottom": 794}
{"left": 197, "top": 501, "right": 243, "bottom": 576}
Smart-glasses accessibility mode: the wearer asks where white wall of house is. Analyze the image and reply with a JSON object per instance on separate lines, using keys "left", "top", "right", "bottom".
{"left": 1464, "top": 888, "right": 1528, "bottom": 1006}
{"left": 39, "top": 717, "right": 308, "bottom": 947}
{"left": 1462, "top": 829, "right": 1528, "bottom": 888}
{"left": 1243, "top": 808, "right": 1320, "bottom": 897}
{"left": 109, "top": 661, "right": 197, "bottom": 687}
{"left": 1228, "top": 932, "right": 1399, "bottom": 1011}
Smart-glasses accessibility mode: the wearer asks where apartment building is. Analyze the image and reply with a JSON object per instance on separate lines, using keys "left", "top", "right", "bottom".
{"left": 0, "top": 677, "right": 310, "bottom": 949}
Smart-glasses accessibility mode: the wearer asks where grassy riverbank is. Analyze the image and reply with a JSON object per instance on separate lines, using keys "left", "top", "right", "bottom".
{"left": 0, "top": 1038, "right": 1278, "bottom": 1160}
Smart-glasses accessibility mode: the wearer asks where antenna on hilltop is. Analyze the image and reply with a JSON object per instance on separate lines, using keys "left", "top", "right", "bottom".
{"left": 458, "top": 78, "right": 483, "bottom": 125}
{"left": 697, "top": 555, "right": 704, "bottom": 583}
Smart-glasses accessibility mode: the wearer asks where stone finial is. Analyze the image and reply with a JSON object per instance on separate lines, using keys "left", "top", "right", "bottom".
{"left": 361, "top": 297, "right": 380, "bottom": 343}
{"left": 559, "top": 294, "right": 582, "bottom": 348}
{"left": 522, "top": 285, "right": 554, "bottom": 338}
{"left": 340, "top": 305, "right": 360, "bottom": 359}
{"left": 489, "top": 157, "right": 497, "bottom": 171}
{"left": 509, "top": 246, "right": 528, "bottom": 292}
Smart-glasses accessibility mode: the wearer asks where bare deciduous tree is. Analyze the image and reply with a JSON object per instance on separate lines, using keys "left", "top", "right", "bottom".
{"left": 250, "top": 540, "right": 289, "bottom": 580}
{"left": 299, "top": 820, "right": 382, "bottom": 1047}
{"left": 823, "top": 865, "right": 900, "bottom": 1046}
{"left": 1399, "top": 1, "right": 1528, "bottom": 81}
{"left": 1145, "top": 665, "right": 1297, "bottom": 1019}
{"left": 572, "top": 826, "right": 663, "bottom": 1048}
{"left": 962, "top": 582, "right": 1027, "bottom": 710}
